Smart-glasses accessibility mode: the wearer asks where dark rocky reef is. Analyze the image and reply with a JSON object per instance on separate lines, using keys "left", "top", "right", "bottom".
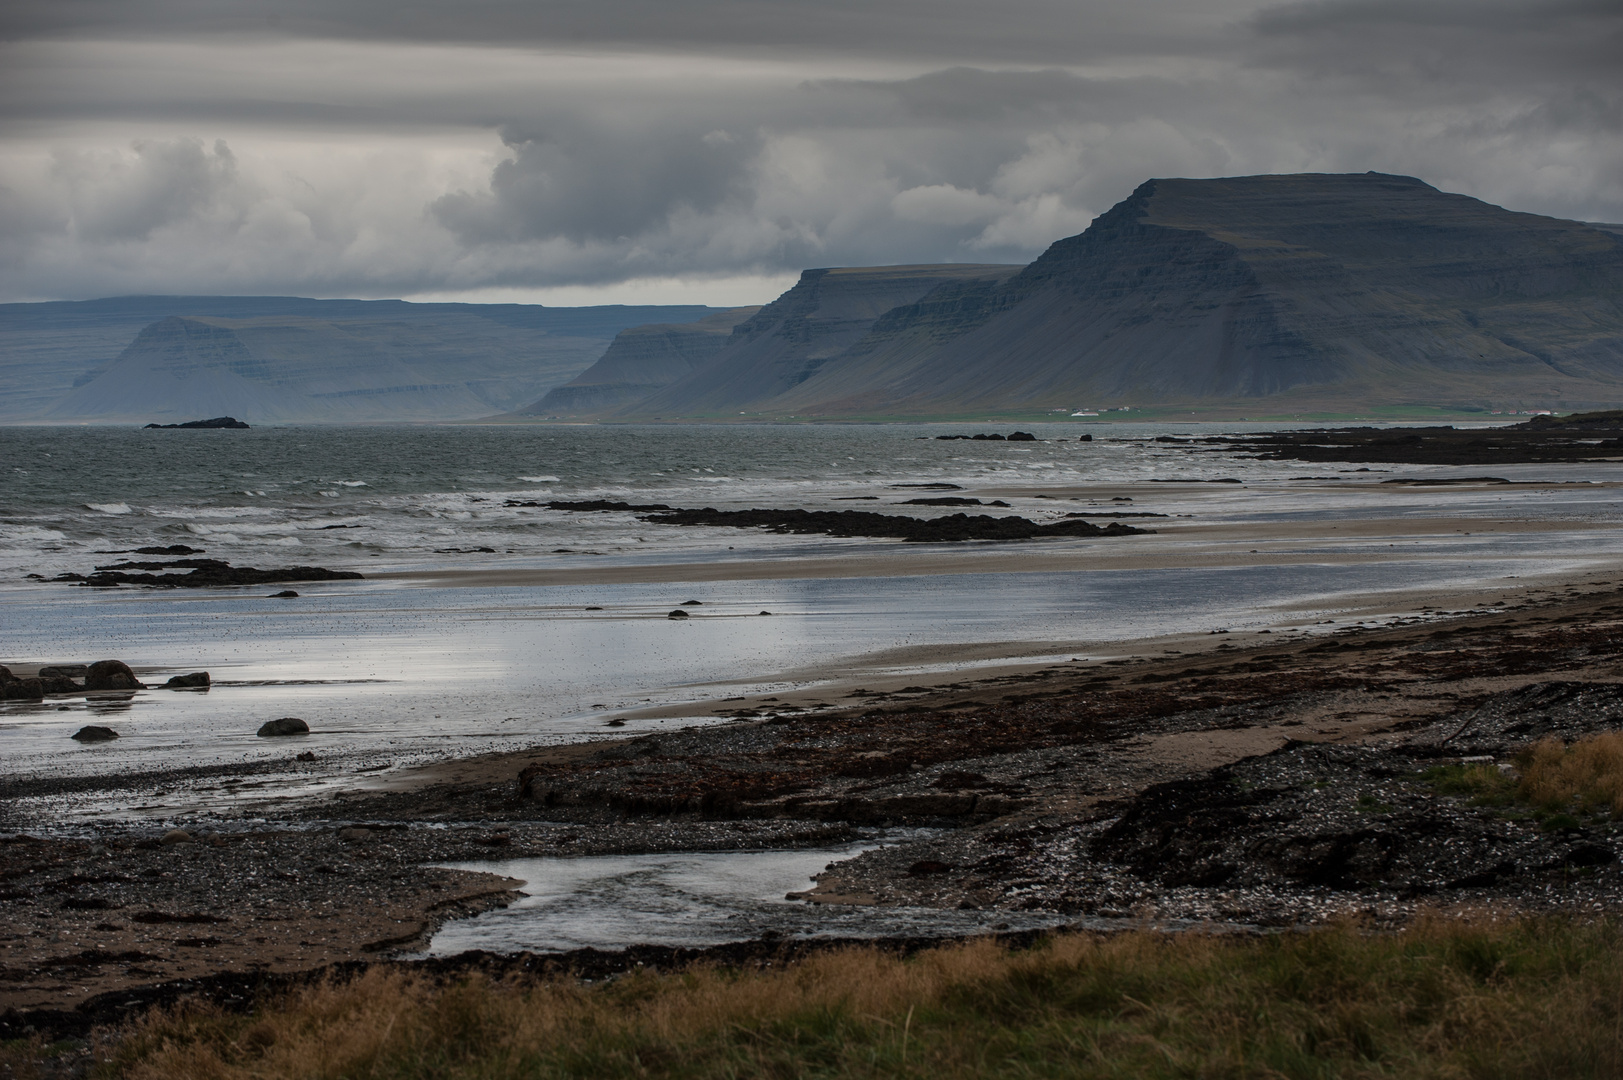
{"left": 639, "top": 507, "right": 1147, "bottom": 543}
{"left": 53, "top": 558, "right": 363, "bottom": 589}
{"left": 143, "top": 416, "right": 249, "bottom": 429}
{"left": 507, "top": 499, "right": 1148, "bottom": 542}
{"left": 1213, "top": 409, "right": 1623, "bottom": 465}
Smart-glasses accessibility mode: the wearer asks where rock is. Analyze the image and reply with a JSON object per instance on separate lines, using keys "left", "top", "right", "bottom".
{"left": 62, "top": 559, "right": 363, "bottom": 590}
{"left": 667, "top": 609, "right": 690, "bottom": 619}
{"left": 134, "top": 545, "right": 205, "bottom": 555}
{"left": 970, "top": 433, "right": 1006, "bottom": 441}
{"left": 269, "top": 590, "right": 300, "bottom": 598}
{"left": 606, "top": 719, "right": 627, "bottom": 727}
{"left": 4, "top": 677, "right": 45, "bottom": 700}
{"left": 71, "top": 726, "right": 119, "bottom": 742}
{"left": 257, "top": 717, "right": 310, "bottom": 737}
{"left": 38, "top": 675, "right": 83, "bottom": 694}
{"left": 84, "top": 660, "right": 144, "bottom": 691}
{"left": 143, "top": 417, "right": 250, "bottom": 429}
{"left": 1007, "top": 431, "right": 1037, "bottom": 441}
{"left": 337, "top": 827, "right": 371, "bottom": 840}
{"left": 38, "top": 665, "right": 87, "bottom": 679}
{"left": 164, "top": 672, "right": 211, "bottom": 688}
{"left": 160, "top": 829, "right": 193, "bottom": 845}
{"left": 681, "top": 600, "right": 704, "bottom": 606}
{"left": 1078, "top": 434, "right": 1093, "bottom": 441}
{"left": 759, "top": 611, "right": 773, "bottom": 615}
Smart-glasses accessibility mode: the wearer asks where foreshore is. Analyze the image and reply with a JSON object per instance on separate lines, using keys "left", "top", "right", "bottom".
{"left": 9, "top": 565, "right": 1623, "bottom": 1033}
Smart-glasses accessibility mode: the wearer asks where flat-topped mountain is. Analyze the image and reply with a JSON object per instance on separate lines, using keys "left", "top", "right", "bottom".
{"left": 1, "top": 296, "right": 717, "bottom": 423}
{"left": 516, "top": 307, "right": 760, "bottom": 417}
{"left": 619, "top": 174, "right": 1623, "bottom": 417}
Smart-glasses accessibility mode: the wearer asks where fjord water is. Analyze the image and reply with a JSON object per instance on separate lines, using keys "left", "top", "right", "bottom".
{"left": 5, "top": 422, "right": 1622, "bottom": 820}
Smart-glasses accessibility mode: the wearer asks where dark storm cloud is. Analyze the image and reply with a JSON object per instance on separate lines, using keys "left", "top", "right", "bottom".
{"left": 0, "top": 0, "right": 1618, "bottom": 301}
{"left": 0, "top": 0, "right": 1221, "bottom": 64}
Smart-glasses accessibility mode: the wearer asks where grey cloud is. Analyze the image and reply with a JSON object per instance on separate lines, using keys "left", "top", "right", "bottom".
{"left": 0, "top": 0, "right": 1250, "bottom": 64}
{"left": 434, "top": 121, "right": 764, "bottom": 245}
{"left": 53, "top": 136, "right": 240, "bottom": 242}
{"left": 2, "top": 0, "right": 1620, "bottom": 301}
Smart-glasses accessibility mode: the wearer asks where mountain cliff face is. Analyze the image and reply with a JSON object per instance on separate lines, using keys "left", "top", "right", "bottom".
{"left": 6, "top": 296, "right": 717, "bottom": 423}
{"left": 625, "top": 174, "right": 1623, "bottom": 417}
{"left": 622, "top": 264, "right": 1021, "bottom": 416}
{"left": 517, "top": 307, "right": 760, "bottom": 417}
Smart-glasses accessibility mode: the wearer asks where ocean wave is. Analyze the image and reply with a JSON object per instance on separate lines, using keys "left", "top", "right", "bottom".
{"left": 85, "top": 502, "right": 132, "bottom": 514}
{"left": 335, "top": 480, "right": 368, "bottom": 487}
{"left": 0, "top": 524, "right": 67, "bottom": 542}
{"left": 520, "top": 475, "right": 561, "bottom": 483}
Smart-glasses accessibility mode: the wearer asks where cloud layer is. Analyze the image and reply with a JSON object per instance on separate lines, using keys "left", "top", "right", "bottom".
{"left": 2, "top": 0, "right": 1619, "bottom": 303}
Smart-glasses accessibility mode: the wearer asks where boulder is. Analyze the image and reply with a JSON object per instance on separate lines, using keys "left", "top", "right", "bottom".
{"left": 295, "top": 750, "right": 317, "bottom": 761}
{"left": 4, "top": 677, "right": 45, "bottom": 700}
{"left": 85, "top": 660, "right": 144, "bottom": 691}
{"left": 164, "top": 672, "right": 211, "bottom": 689}
{"left": 1007, "top": 431, "right": 1037, "bottom": 441}
{"left": 39, "top": 676, "right": 83, "bottom": 694}
{"left": 269, "top": 590, "right": 299, "bottom": 598}
{"left": 159, "top": 829, "right": 193, "bottom": 845}
{"left": 1078, "top": 434, "right": 1093, "bottom": 442}
{"left": 257, "top": 717, "right": 310, "bottom": 737}
{"left": 667, "top": 609, "right": 690, "bottom": 619}
{"left": 38, "top": 665, "right": 88, "bottom": 679}
{"left": 71, "top": 725, "right": 120, "bottom": 742}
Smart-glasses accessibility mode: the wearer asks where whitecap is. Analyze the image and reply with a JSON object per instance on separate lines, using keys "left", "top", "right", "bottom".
{"left": 520, "top": 475, "right": 561, "bottom": 483}
{"left": 320, "top": 490, "right": 341, "bottom": 498}
{"left": 85, "top": 502, "right": 132, "bottom": 514}
{"left": 336, "top": 480, "right": 368, "bottom": 487}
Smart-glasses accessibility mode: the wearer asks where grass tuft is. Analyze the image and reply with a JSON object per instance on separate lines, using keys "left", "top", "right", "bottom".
{"left": 10, "top": 915, "right": 1619, "bottom": 1079}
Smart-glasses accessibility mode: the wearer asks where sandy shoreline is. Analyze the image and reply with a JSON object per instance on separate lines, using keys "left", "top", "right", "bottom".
{"left": 369, "top": 511, "right": 1620, "bottom": 589}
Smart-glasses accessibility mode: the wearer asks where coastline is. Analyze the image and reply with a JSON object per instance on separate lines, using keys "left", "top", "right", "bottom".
{"left": 11, "top": 572, "right": 1623, "bottom": 1026}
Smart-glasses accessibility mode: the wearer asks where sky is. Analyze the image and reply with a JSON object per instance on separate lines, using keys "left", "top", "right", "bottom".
{"left": 1, "top": 0, "right": 1619, "bottom": 307}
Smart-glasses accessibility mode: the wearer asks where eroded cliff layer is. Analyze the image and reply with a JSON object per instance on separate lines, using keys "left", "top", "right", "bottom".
{"left": 622, "top": 264, "right": 1022, "bottom": 417}
{"left": 632, "top": 174, "right": 1623, "bottom": 417}
{"left": 518, "top": 307, "right": 760, "bottom": 417}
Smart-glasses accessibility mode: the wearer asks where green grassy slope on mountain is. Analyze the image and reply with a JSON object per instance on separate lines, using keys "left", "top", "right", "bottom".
{"left": 515, "top": 307, "right": 761, "bottom": 417}
{"left": 0, "top": 296, "right": 717, "bottom": 423}
{"left": 630, "top": 174, "right": 1623, "bottom": 418}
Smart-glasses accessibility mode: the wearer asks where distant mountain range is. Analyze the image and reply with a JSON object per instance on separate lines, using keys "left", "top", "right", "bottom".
{"left": 578, "top": 173, "right": 1623, "bottom": 419}
{"left": 7, "top": 174, "right": 1623, "bottom": 424}
{"left": 0, "top": 296, "right": 716, "bottom": 423}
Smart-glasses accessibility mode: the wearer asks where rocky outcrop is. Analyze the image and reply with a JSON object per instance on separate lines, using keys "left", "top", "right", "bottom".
{"left": 639, "top": 506, "right": 1149, "bottom": 542}
{"left": 163, "top": 672, "right": 210, "bottom": 689}
{"left": 516, "top": 307, "right": 760, "bottom": 417}
{"left": 71, "top": 726, "right": 120, "bottom": 743}
{"left": 256, "top": 717, "right": 310, "bottom": 737}
{"left": 143, "top": 417, "right": 249, "bottom": 429}
{"left": 85, "top": 660, "right": 144, "bottom": 691}
{"left": 54, "top": 558, "right": 363, "bottom": 589}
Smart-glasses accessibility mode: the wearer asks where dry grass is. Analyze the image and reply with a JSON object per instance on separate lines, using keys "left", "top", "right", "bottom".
{"left": 9, "top": 914, "right": 1622, "bottom": 1079}
{"left": 1518, "top": 733, "right": 1623, "bottom": 817}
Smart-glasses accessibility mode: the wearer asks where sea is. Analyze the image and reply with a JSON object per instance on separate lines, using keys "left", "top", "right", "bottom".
{"left": 5, "top": 421, "right": 1623, "bottom": 825}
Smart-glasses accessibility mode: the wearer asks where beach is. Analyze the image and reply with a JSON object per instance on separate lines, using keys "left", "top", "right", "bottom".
{"left": 5, "top": 422, "right": 1623, "bottom": 1028}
